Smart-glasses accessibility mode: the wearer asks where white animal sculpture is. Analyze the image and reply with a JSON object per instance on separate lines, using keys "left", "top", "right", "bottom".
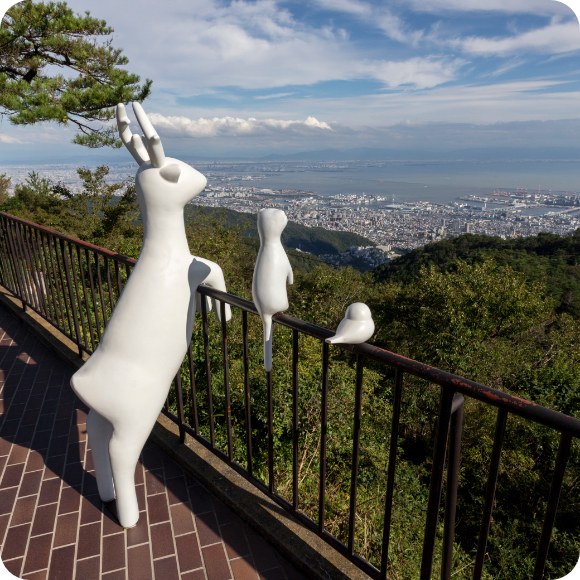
{"left": 326, "top": 303, "right": 375, "bottom": 345}
{"left": 71, "top": 102, "right": 231, "bottom": 529}
{"left": 252, "top": 208, "right": 293, "bottom": 371}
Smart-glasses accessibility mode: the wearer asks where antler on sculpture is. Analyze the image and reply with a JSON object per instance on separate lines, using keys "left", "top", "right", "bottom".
{"left": 116, "top": 103, "right": 166, "bottom": 168}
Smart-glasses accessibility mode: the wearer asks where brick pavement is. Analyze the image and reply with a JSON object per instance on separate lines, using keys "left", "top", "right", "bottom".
{"left": 0, "top": 302, "right": 307, "bottom": 580}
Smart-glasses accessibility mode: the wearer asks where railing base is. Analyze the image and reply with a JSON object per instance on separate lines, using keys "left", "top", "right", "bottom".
{"left": 152, "top": 411, "right": 374, "bottom": 580}
{"left": 0, "top": 284, "right": 88, "bottom": 370}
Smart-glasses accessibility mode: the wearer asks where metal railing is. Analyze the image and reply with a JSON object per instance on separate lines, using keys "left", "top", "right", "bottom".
{"left": 0, "top": 211, "right": 579, "bottom": 580}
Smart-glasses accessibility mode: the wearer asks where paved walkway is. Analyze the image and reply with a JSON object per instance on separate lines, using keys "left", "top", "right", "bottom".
{"left": 0, "top": 302, "right": 306, "bottom": 580}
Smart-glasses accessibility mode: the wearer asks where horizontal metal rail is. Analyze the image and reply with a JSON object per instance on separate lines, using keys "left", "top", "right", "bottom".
{"left": 0, "top": 211, "right": 578, "bottom": 580}
{"left": 0, "top": 212, "right": 137, "bottom": 267}
{"left": 198, "top": 284, "right": 580, "bottom": 439}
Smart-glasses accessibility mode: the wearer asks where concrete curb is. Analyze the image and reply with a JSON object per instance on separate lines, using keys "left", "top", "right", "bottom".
{"left": 0, "top": 285, "right": 371, "bottom": 580}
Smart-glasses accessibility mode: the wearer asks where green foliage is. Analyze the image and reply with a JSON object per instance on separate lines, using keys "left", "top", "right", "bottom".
{"left": 0, "top": 173, "right": 10, "bottom": 204}
{"left": 378, "top": 260, "right": 554, "bottom": 377}
{"left": 0, "top": 1, "right": 151, "bottom": 147}
{"left": 375, "top": 232, "right": 580, "bottom": 318}
{"left": 0, "top": 166, "right": 142, "bottom": 257}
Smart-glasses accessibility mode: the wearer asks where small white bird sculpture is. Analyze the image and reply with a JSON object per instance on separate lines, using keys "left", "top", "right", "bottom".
{"left": 326, "top": 303, "right": 375, "bottom": 345}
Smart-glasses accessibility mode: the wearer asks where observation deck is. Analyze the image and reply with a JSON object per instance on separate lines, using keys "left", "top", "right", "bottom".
{"left": 0, "top": 302, "right": 306, "bottom": 580}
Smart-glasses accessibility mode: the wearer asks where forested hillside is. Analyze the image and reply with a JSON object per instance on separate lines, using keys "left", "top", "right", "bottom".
{"left": 185, "top": 204, "right": 374, "bottom": 255}
{"left": 0, "top": 167, "right": 578, "bottom": 580}
{"left": 375, "top": 232, "right": 580, "bottom": 318}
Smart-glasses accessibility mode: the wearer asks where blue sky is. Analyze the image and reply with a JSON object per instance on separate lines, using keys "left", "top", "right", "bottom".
{"left": 1, "top": 0, "right": 580, "bottom": 159}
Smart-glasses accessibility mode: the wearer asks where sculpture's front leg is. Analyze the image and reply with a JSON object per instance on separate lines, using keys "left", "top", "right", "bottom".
{"left": 192, "top": 257, "right": 232, "bottom": 323}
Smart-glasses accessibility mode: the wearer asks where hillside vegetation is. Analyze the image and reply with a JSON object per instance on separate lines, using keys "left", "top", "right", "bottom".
{"left": 375, "top": 232, "right": 580, "bottom": 318}
{"left": 185, "top": 204, "right": 374, "bottom": 255}
{"left": 0, "top": 167, "right": 578, "bottom": 580}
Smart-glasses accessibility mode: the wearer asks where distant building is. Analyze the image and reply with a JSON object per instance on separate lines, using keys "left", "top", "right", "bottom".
{"left": 453, "top": 219, "right": 460, "bottom": 231}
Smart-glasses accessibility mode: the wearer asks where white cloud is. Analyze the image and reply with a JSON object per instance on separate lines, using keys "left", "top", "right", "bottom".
{"left": 148, "top": 113, "right": 332, "bottom": 137}
{"left": 60, "top": 0, "right": 455, "bottom": 92}
{"left": 402, "top": 0, "right": 574, "bottom": 16}
{"left": 364, "top": 57, "right": 465, "bottom": 88}
{"left": 314, "top": 0, "right": 421, "bottom": 44}
{"left": 0, "top": 134, "right": 26, "bottom": 144}
{"left": 289, "top": 79, "right": 579, "bottom": 126}
{"left": 254, "top": 92, "right": 296, "bottom": 100}
{"left": 454, "top": 21, "right": 580, "bottom": 55}
{"left": 313, "top": 0, "right": 371, "bottom": 17}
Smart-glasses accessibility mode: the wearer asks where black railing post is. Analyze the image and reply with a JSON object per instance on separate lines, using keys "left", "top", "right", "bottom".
{"left": 18, "top": 226, "right": 46, "bottom": 313}
{"left": 267, "top": 368, "right": 274, "bottom": 494}
{"left": 86, "top": 249, "right": 102, "bottom": 342}
{"left": 114, "top": 260, "right": 123, "bottom": 297}
{"left": 442, "top": 394, "right": 464, "bottom": 580}
{"left": 473, "top": 408, "right": 508, "bottom": 580}
{"left": 60, "top": 239, "right": 83, "bottom": 357}
{"left": 380, "top": 369, "right": 404, "bottom": 580}
{"left": 34, "top": 230, "right": 56, "bottom": 324}
{"left": 175, "top": 372, "right": 186, "bottom": 444}
{"left": 292, "top": 328, "right": 299, "bottom": 512}
{"left": 532, "top": 432, "right": 573, "bottom": 580}
{"left": 187, "top": 343, "right": 199, "bottom": 436}
{"left": 95, "top": 254, "right": 108, "bottom": 328}
{"left": 348, "top": 354, "right": 365, "bottom": 556}
{"left": 47, "top": 235, "right": 70, "bottom": 332}
{"left": 2, "top": 217, "right": 27, "bottom": 311}
{"left": 318, "top": 341, "right": 329, "bottom": 533}
{"left": 0, "top": 218, "right": 19, "bottom": 298}
{"left": 77, "top": 246, "right": 96, "bottom": 352}
{"left": 242, "top": 311, "right": 253, "bottom": 477}
{"left": 420, "top": 387, "right": 455, "bottom": 580}
{"left": 221, "top": 300, "right": 233, "bottom": 461}
{"left": 105, "top": 258, "right": 114, "bottom": 313}
{"left": 68, "top": 242, "right": 89, "bottom": 349}
{"left": 13, "top": 223, "right": 39, "bottom": 310}
{"left": 200, "top": 295, "right": 215, "bottom": 448}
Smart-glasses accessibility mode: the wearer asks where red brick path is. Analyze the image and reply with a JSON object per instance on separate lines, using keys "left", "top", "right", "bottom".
{"left": 0, "top": 303, "right": 306, "bottom": 580}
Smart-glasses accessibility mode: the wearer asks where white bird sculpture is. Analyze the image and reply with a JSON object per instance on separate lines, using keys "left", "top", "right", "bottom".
{"left": 326, "top": 303, "right": 375, "bottom": 345}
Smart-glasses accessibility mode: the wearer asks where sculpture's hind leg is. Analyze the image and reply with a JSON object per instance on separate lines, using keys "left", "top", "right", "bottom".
{"left": 86, "top": 410, "right": 115, "bottom": 502}
{"left": 108, "top": 420, "right": 153, "bottom": 528}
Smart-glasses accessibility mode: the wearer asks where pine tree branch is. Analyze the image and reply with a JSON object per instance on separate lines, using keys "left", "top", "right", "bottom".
{"left": 0, "top": 0, "right": 152, "bottom": 148}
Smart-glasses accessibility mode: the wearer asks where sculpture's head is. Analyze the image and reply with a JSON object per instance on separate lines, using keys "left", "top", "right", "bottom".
{"left": 116, "top": 103, "right": 207, "bottom": 211}
{"left": 257, "top": 208, "right": 288, "bottom": 243}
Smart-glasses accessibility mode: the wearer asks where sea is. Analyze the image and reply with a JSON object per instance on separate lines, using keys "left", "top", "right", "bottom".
{"left": 214, "top": 160, "right": 580, "bottom": 216}
{"left": 4, "top": 158, "right": 579, "bottom": 216}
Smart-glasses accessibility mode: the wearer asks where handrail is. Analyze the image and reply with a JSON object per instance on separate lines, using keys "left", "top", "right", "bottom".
{"left": 0, "top": 211, "right": 137, "bottom": 267}
{"left": 199, "top": 285, "right": 580, "bottom": 438}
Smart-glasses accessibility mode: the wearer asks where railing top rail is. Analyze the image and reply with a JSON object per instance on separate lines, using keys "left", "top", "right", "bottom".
{"left": 0, "top": 212, "right": 137, "bottom": 267}
{"left": 198, "top": 284, "right": 580, "bottom": 438}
